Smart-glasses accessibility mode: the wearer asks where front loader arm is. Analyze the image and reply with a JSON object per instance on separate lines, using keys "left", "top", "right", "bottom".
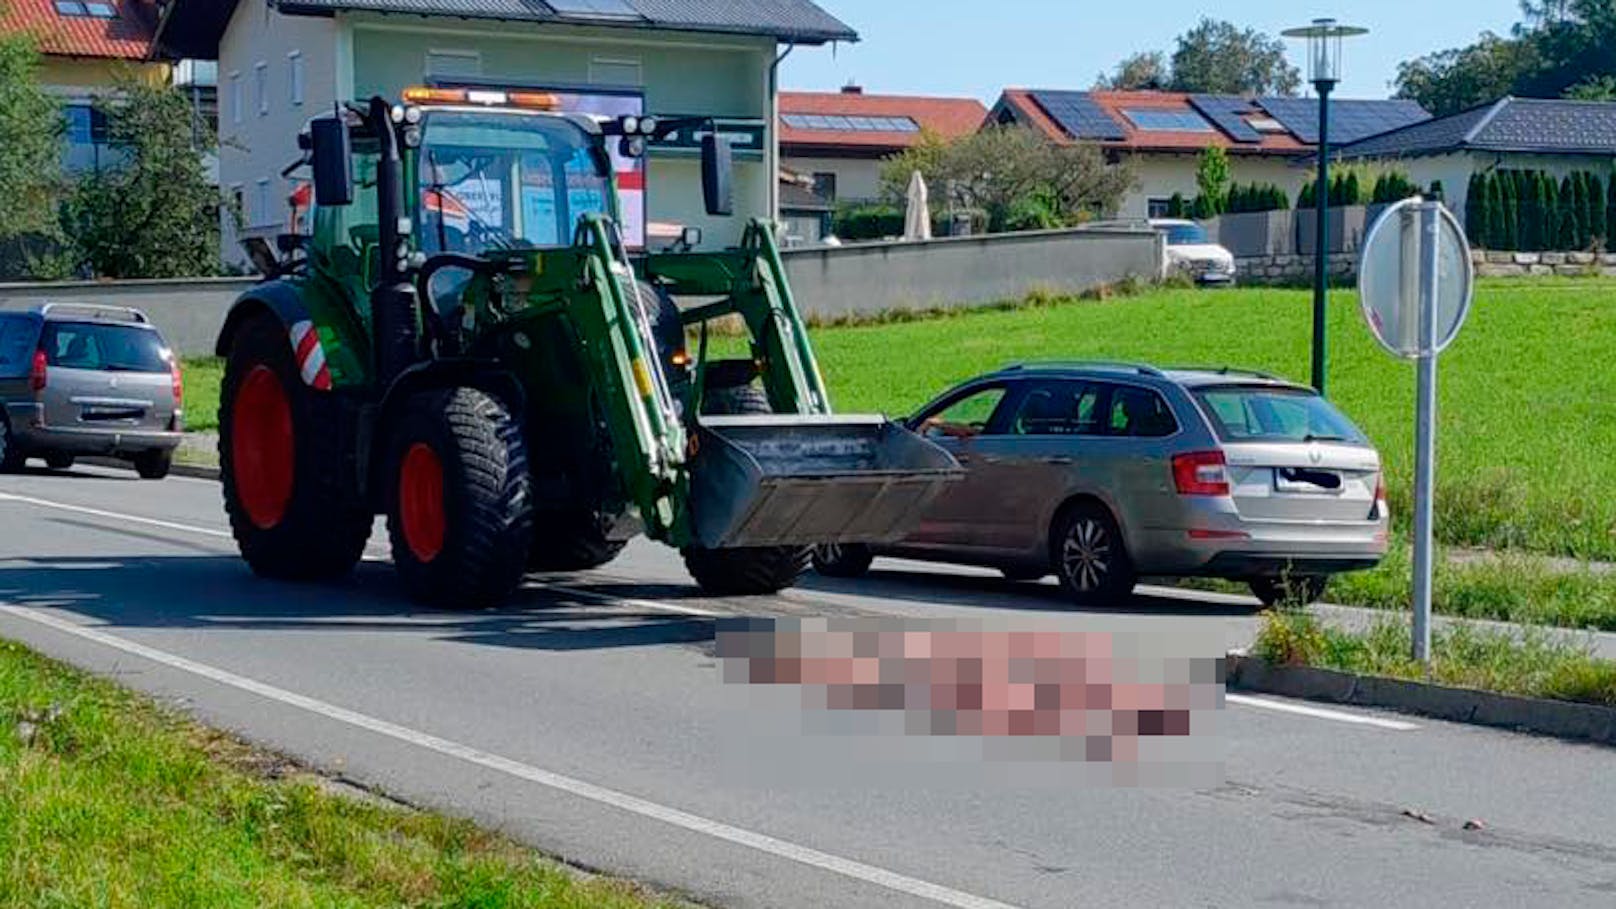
{"left": 567, "top": 217, "right": 690, "bottom": 540}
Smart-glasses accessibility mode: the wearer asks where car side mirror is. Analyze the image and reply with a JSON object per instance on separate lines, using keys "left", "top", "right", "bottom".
{"left": 310, "top": 118, "right": 353, "bottom": 207}
{"left": 680, "top": 226, "right": 703, "bottom": 249}
{"left": 701, "top": 133, "right": 733, "bottom": 217}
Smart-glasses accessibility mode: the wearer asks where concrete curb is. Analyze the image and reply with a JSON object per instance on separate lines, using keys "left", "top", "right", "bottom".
{"left": 1227, "top": 654, "right": 1616, "bottom": 746}
{"left": 82, "top": 456, "right": 220, "bottom": 482}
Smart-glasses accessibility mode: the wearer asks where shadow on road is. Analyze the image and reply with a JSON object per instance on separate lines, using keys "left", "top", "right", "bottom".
{"left": 798, "top": 566, "right": 1263, "bottom": 618}
{"left": 0, "top": 555, "right": 714, "bottom": 653}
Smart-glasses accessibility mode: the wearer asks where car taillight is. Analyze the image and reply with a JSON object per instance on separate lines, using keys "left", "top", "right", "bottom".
{"left": 170, "top": 358, "right": 183, "bottom": 406}
{"left": 1374, "top": 472, "right": 1387, "bottom": 503}
{"left": 29, "top": 349, "right": 47, "bottom": 393}
{"left": 1173, "top": 450, "right": 1230, "bottom": 496}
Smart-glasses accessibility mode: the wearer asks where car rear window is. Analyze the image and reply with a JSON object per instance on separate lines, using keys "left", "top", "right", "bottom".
{"left": 1193, "top": 385, "right": 1368, "bottom": 445}
{"left": 0, "top": 316, "right": 37, "bottom": 378}
{"left": 41, "top": 322, "right": 170, "bottom": 373}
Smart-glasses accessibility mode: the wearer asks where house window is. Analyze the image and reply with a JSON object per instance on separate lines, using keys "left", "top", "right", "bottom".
{"left": 229, "top": 71, "right": 242, "bottom": 125}
{"left": 1120, "top": 108, "right": 1214, "bottom": 132}
{"left": 54, "top": 1, "right": 116, "bottom": 17}
{"left": 811, "top": 172, "right": 837, "bottom": 203}
{"left": 1147, "top": 198, "right": 1173, "bottom": 218}
{"left": 255, "top": 179, "right": 273, "bottom": 226}
{"left": 254, "top": 62, "right": 269, "bottom": 116}
{"left": 425, "top": 50, "right": 481, "bottom": 78}
{"left": 288, "top": 51, "right": 305, "bottom": 106}
{"left": 229, "top": 184, "right": 245, "bottom": 223}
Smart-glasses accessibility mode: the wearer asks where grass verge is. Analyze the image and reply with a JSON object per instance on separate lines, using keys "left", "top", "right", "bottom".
{"left": 1252, "top": 610, "right": 1616, "bottom": 708}
{"left": 0, "top": 638, "right": 676, "bottom": 908}
{"left": 180, "top": 356, "right": 223, "bottom": 433}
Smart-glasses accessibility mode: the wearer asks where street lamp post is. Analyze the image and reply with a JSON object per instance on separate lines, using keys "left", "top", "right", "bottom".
{"left": 1284, "top": 18, "right": 1367, "bottom": 396}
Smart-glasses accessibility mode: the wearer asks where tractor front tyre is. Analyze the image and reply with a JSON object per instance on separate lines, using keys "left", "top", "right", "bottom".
{"left": 681, "top": 382, "right": 808, "bottom": 596}
{"left": 220, "top": 315, "right": 370, "bottom": 580}
{"left": 682, "top": 545, "right": 809, "bottom": 596}
{"left": 385, "top": 387, "right": 534, "bottom": 608}
{"left": 529, "top": 515, "right": 626, "bottom": 572}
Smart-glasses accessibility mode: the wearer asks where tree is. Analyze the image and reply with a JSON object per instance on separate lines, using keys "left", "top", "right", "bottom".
{"left": 1607, "top": 171, "right": 1616, "bottom": 247}
{"left": 1194, "top": 147, "right": 1230, "bottom": 215}
{"left": 1501, "top": 173, "right": 1519, "bottom": 250}
{"left": 1166, "top": 192, "right": 1188, "bottom": 218}
{"left": 1565, "top": 74, "right": 1616, "bottom": 100}
{"left": 1583, "top": 172, "right": 1605, "bottom": 246}
{"left": 1543, "top": 174, "right": 1562, "bottom": 248}
{"left": 1169, "top": 18, "right": 1301, "bottom": 96}
{"left": 879, "top": 126, "right": 1136, "bottom": 233}
{"left": 0, "top": 28, "right": 65, "bottom": 278}
{"left": 1395, "top": 2, "right": 1616, "bottom": 115}
{"left": 1465, "top": 172, "right": 1488, "bottom": 242}
{"left": 1485, "top": 173, "right": 1505, "bottom": 248}
{"left": 64, "top": 76, "right": 221, "bottom": 278}
{"left": 1095, "top": 52, "right": 1169, "bottom": 90}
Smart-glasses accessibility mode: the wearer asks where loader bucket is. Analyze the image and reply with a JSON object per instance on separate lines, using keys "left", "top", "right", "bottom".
{"left": 688, "top": 415, "right": 963, "bottom": 549}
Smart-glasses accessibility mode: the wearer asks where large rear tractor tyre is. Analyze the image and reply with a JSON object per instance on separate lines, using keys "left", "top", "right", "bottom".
{"left": 386, "top": 387, "right": 534, "bottom": 608}
{"left": 529, "top": 514, "right": 626, "bottom": 572}
{"left": 681, "top": 383, "right": 809, "bottom": 596}
{"left": 220, "top": 315, "right": 371, "bottom": 580}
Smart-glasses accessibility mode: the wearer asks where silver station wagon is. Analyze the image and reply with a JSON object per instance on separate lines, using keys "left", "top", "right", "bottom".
{"left": 813, "top": 362, "right": 1389, "bottom": 605}
{"left": 0, "top": 305, "right": 183, "bottom": 479}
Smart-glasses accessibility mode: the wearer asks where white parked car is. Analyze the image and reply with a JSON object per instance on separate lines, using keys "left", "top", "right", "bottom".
{"left": 1150, "top": 219, "right": 1236, "bottom": 285}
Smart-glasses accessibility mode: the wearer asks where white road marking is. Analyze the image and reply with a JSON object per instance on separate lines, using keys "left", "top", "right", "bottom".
{"left": 1227, "top": 694, "right": 1419, "bottom": 730}
{"left": 2, "top": 493, "right": 1418, "bottom": 731}
{"left": 0, "top": 492, "right": 235, "bottom": 540}
{"left": 0, "top": 604, "right": 1020, "bottom": 909}
{"left": 532, "top": 580, "right": 723, "bottom": 618}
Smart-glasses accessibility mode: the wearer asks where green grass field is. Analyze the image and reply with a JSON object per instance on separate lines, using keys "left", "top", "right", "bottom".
{"left": 0, "top": 639, "right": 673, "bottom": 908}
{"left": 183, "top": 276, "right": 1616, "bottom": 560}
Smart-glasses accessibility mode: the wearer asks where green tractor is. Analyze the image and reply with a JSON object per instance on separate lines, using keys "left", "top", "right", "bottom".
{"left": 217, "top": 89, "right": 957, "bottom": 607}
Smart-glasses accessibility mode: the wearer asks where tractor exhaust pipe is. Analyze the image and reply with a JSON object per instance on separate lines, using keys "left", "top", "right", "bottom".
{"left": 367, "top": 96, "right": 421, "bottom": 387}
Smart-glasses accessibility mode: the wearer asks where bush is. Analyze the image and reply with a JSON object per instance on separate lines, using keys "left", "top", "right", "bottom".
{"left": 1369, "top": 171, "right": 1419, "bottom": 204}
{"left": 832, "top": 204, "right": 905, "bottom": 241}
{"left": 1224, "top": 182, "right": 1289, "bottom": 214}
{"left": 1166, "top": 192, "right": 1188, "bottom": 218}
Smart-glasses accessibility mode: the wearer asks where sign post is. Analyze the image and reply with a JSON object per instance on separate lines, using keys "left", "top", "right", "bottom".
{"left": 1357, "top": 198, "right": 1473, "bottom": 663}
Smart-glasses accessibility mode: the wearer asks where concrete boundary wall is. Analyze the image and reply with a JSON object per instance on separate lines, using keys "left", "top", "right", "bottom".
{"left": 0, "top": 277, "right": 259, "bottom": 357}
{"left": 1, "top": 230, "right": 1163, "bottom": 355}
{"left": 780, "top": 229, "right": 1163, "bottom": 319}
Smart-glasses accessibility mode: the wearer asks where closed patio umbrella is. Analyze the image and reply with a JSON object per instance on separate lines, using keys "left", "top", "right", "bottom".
{"left": 903, "top": 170, "right": 932, "bottom": 241}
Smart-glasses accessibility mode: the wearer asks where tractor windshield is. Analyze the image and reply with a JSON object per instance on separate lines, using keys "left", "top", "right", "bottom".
{"left": 416, "top": 110, "right": 614, "bottom": 255}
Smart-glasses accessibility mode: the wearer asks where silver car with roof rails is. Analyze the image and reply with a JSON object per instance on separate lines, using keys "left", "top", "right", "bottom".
{"left": 813, "top": 362, "right": 1388, "bottom": 605}
{"left": 0, "top": 304, "right": 183, "bottom": 479}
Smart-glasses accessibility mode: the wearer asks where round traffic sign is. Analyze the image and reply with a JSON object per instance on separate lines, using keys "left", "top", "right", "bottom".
{"left": 1357, "top": 198, "right": 1474, "bottom": 359}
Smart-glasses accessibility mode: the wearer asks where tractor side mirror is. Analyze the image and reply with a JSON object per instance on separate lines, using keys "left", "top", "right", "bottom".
{"left": 701, "top": 133, "right": 733, "bottom": 217}
{"left": 310, "top": 118, "right": 354, "bottom": 207}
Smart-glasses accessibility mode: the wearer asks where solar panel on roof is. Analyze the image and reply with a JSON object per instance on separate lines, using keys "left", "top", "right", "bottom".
{"left": 1188, "top": 95, "right": 1263, "bottom": 143}
{"left": 1257, "top": 98, "right": 1429, "bottom": 145}
{"left": 1028, "top": 91, "right": 1126, "bottom": 141}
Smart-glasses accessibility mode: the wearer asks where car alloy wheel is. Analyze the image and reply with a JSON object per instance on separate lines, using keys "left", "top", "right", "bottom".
{"left": 1061, "top": 517, "right": 1114, "bottom": 593}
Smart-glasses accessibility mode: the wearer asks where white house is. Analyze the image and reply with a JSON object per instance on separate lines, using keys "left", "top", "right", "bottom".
{"left": 151, "top": 0, "right": 857, "bottom": 264}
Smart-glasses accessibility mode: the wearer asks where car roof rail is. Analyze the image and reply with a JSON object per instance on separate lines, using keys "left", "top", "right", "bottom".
{"left": 1000, "top": 360, "right": 1166, "bottom": 378}
{"left": 1166, "top": 365, "right": 1283, "bottom": 381}
{"left": 37, "top": 303, "right": 150, "bottom": 324}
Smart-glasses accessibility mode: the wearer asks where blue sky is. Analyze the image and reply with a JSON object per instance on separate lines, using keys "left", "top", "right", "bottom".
{"left": 783, "top": 0, "right": 1527, "bottom": 102}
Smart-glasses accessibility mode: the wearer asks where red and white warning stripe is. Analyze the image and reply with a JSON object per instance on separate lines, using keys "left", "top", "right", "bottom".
{"left": 289, "top": 320, "right": 333, "bottom": 391}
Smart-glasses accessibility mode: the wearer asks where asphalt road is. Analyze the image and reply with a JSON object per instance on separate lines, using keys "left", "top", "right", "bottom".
{"left": 4, "top": 465, "right": 1616, "bottom": 908}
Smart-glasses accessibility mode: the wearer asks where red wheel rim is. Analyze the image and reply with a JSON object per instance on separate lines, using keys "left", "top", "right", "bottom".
{"left": 399, "top": 443, "right": 446, "bottom": 563}
{"left": 231, "top": 365, "right": 295, "bottom": 530}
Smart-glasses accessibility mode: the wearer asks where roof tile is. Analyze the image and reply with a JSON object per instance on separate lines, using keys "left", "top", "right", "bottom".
{"left": 0, "top": 0, "right": 157, "bottom": 61}
{"left": 779, "top": 90, "right": 987, "bottom": 150}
